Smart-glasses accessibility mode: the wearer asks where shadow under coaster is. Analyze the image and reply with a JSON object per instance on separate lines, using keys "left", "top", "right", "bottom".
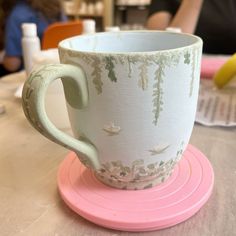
{"left": 57, "top": 144, "right": 214, "bottom": 232}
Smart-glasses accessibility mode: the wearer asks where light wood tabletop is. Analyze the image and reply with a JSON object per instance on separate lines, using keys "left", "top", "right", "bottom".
{"left": 0, "top": 72, "right": 236, "bottom": 236}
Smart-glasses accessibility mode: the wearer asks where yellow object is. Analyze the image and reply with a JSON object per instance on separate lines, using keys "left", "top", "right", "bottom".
{"left": 213, "top": 53, "right": 236, "bottom": 88}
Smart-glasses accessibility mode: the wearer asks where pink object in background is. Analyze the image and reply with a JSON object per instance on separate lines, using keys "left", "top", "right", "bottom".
{"left": 57, "top": 145, "right": 214, "bottom": 232}
{"left": 201, "top": 56, "right": 229, "bottom": 79}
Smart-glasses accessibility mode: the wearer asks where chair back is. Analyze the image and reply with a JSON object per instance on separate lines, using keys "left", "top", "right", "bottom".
{"left": 42, "top": 21, "right": 83, "bottom": 50}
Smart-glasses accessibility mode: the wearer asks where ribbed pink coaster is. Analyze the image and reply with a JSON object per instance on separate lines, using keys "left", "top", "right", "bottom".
{"left": 57, "top": 144, "right": 214, "bottom": 232}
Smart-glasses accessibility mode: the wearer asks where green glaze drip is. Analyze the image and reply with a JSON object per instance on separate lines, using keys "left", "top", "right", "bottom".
{"left": 91, "top": 57, "right": 103, "bottom": 94}
{"left": 152, "top": 57, "right": 165, "bottom": 126}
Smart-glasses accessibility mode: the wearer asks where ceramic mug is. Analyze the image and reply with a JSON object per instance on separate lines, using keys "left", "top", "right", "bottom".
{"left": 22, "top": 31, "right": 202, "bottom": 190}
{"left": 32, "top": 49, "right": 70, "bottom": 129}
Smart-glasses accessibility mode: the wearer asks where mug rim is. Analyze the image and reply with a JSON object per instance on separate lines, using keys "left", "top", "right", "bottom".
{"left": 58, "top": 30, "right": 203, "bottom": 55}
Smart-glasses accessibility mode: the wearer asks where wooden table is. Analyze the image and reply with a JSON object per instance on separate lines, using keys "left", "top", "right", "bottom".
{"left": 0, "top": 72, "right": 236, "bottom": 236}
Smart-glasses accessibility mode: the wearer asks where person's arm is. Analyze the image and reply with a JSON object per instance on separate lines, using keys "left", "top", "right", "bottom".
{"left": 2, "top": 56, "right": 21, "bottom": 72}
{"left": 3, "top": 7, "right": 24, "bottom": 72}
{"left": 147, "top": 0, "right": 204, "bottom": 33}
{"left": 170, "top": 0, "right": 204, "bottom": 33}
{"left": 147, "top": 11, "right": 173, "bottom": 30}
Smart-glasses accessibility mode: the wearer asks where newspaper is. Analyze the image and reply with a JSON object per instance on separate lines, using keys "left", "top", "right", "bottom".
{"left": 195, "top": 80, "right": 236, "bottom": 127}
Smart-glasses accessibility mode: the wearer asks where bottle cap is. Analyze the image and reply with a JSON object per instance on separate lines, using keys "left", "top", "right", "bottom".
{"left": 105, "top": 26, "right": 120, "bottom": 32}
{"left": 166, "top": 27, "right": 182, "bottom": 33}
{"left": 82, "top": 19, "right": 96, "bottom": 34}
{"left": 22, "top": 23, "right": 37, "bottom": 37}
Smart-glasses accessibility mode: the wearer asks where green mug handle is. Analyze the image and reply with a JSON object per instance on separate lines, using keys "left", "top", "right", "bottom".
{"left": 22, "top": 64, "right": 100, "bottom": 169}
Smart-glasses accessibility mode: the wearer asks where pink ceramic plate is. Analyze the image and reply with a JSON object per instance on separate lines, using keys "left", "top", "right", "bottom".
{"left": 57, "top": 144, "right": 214, "bottom": 231}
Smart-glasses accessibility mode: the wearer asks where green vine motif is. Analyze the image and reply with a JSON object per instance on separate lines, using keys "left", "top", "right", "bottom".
{"left": 97, "top": 153, "right": 181, "bottom": 185}
{"left": 105, "top": 56, "right": 117, "bottom": 82}
{"left": 67, "top": 49, "right": 79, "bottom": 58}
{"left": 58, "top": 50, "right": 67, "bottom": 62}
{"left": 152, "top": 52, "right": 181, "bottom": 68}
{"left": 189, "top": 48, "right": 196, "bottom": 97}
{"left": 152, "top": 57, "right": 165, "bottom": 126}
{"left": 176, "top": 141, "right": 185, "bottom": 160}
{"left": 64, "top": 52, "right": 103, "bottom": 94}
{"left": 184, "top": 51, "right": 191, "bottom": 65}
{"left": 28, "top": 64, "right": 60, "bottom": 84}
{"left": 171, "top": 53, "right": 182, "bottom": 67}
{"left": 151, "top": 52, "right": 183, "bottom": 125}
{"left": 127, "top": 55, "right": 140, "bottom": 78}
{"left": 91, "top": 56, "right": 103, "bottom": 94}
{"left": 127, "top": 56, "right": 132, "bottom": 78}
{"left": 78, "top": 52, "right": 92, "bottom": 64}
{"left": 117, "top": 54, "right": 126, "bottom": 65}
{"left": 138, "top": 58, "right": 150, "bottom": 90}
{"left": 23, "top": 64, "right": 63, "bottom": 136}
{"left": 59, "top": 47, "right": 200, "bottom": 125}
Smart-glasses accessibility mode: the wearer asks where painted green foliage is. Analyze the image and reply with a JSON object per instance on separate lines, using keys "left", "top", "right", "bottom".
{"left": 105, "top": 56, "right": 117, "bottom": 82}
{"left": 152, "top": 57, "right": 165, "bottom": 126}
{"left": 127, "top": 56, "right": 140, "bottom": 78}
{"left": 22, "top": 64, "right": 72, "bottom": 148}
{"left": 184, "top": 51, "right": 191, "bottom": 64}
{"left": 91, "top": 57, "right": 103, "bottom": 94}
{"left": 97, "top": 148, "right": 182, "bottom": 188}
{"left": 189, "top": 49, "right": 196, "bottom": 97}
{"left": 138, "top": 59, "right": 149, "bottom": 90}
{"left": 151, "top": 52, "right": 182, "bottom": 126}
{"left": 60, "top": 46, "right": 200, "bottom": 126}
{"left": 183, "top": 49, "right": 199, "bottom": 98}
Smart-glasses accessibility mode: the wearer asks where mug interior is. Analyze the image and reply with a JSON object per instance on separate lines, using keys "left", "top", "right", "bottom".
{"left": 59, "top": 31, "right": 201, "bottom": 53}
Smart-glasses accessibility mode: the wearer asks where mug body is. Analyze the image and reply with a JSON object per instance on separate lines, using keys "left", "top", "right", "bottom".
{"left": 59, "top": 31, "right": 202, "bottom": 190}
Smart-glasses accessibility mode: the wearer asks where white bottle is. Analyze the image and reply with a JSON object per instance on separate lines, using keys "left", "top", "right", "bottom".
{"left": 82, "top": 19, "right": 96, "bottom": 34}
{"left": 21, "top": 23, "right": 41, "bottom": 75}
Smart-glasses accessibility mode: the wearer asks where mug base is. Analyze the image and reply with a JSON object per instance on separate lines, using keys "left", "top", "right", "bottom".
{"left": 57, "top": 144, "right": 214, "bottom": 232}
{"left": 94, "top": 171, "right": 173, "bottom": 190}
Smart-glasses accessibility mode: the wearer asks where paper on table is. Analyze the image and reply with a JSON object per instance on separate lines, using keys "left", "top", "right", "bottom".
{"left": 196, "top": 80, "right": 236, "bottom": 127}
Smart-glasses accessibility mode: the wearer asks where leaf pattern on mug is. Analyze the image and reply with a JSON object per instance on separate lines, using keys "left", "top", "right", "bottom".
{"left": 184, "top": 51, "right": 191, "bottom": 65}
{"left": 105, "top": 56, "right": 117, "bottom": 82}
{"left": 22, "top": 64, "right": 73, "bottom": 150}
{"left": 91, "top": 56, "right": 103, "bottom": 94}
{"left": 138, "top": 58, "right": 150, "bottom": 90}
{"left": 152, "top": 58, "right": 165, "bottom": 126}
{"left": 96, "top": 141, "right": 184, "bottom": 190}
{"left": 189, "top": 47, "right": 200, "bottom": 97}
{"left": 60, "top": 43, "right": 201, "bottom": 126}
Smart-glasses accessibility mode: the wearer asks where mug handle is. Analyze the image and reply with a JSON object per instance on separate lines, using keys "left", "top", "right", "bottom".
{"left": 22, "top": 64, "right": 100, "bottom": 169}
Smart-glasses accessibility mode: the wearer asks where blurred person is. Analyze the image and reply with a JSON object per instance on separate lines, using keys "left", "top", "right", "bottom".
{"left": 0, "top": 0, "right": 67, "bottom": 77}
{"left": 146, "top": 0, "right": 236, "bottom": 55}
{"left": 0, "top": 1, "right": 4, "bottom": 51}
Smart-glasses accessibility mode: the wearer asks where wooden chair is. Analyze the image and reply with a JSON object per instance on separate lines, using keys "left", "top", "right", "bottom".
{"left": 42, "top": 21, "right": 83, "bottom": 50}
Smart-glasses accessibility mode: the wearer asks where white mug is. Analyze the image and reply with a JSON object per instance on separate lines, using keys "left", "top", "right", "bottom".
{"left": 22, "top": 31, "right": 202, "bottom": 190}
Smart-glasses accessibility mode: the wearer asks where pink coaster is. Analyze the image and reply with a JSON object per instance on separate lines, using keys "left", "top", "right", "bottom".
{"left": 57, "top": 144, "right": 214, "bottom": 232}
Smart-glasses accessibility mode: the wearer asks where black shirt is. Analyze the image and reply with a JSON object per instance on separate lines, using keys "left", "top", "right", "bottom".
{"left": 149, "top": 0, "right": 236, "bottom": 54}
